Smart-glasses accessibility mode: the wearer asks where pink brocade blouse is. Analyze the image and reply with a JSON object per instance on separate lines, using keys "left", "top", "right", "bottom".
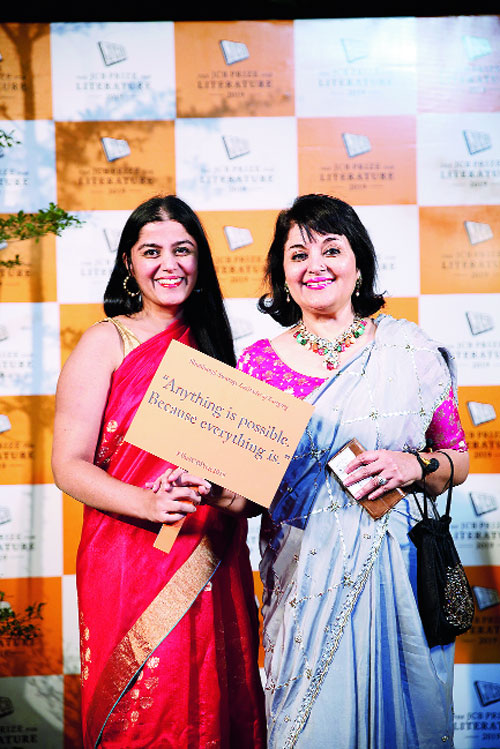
{"left": 237, "top": 338, "right": 468, "bottom": 452}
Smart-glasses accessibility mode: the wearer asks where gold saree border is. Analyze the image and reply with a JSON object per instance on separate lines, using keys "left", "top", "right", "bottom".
{"left": 87, "top": 534, "right": 221, "bottom": 748}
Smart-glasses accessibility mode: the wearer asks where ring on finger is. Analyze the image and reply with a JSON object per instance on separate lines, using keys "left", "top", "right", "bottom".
{"left": 377, "top": 476, "right": 388, "bottom": 487}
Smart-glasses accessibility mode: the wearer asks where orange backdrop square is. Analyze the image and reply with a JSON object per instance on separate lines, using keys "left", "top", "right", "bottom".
{"left": 454, "top": 565, "right": 500, "bottom": 664}
{"left": 0, "top": 395, "right": 55, "bottom": 484}
{"left": 457, "top": 386, "right": 500, "bottom": 474}
{"left": 59, "top": 303, "right": 105, "bottom": 367}
{"left": 198, "top": 209, "right": 279, "bottom": 298}
{"left": 63, "top": 493, "right": 83, "bottom": 577}
{"left": 420, "top": 206, "right": 500, "bottom": 294}
{"left": 0, "top": 231, "right": 57, "bottom": 303}
{"left": 0, "top": 23, "right": 52, "bottom": 120}
{"left": 175, "top": 21, "right": 294, "bottom": 118}
{"left": 55, "top": 121, "right": 175, "bottom": 211}
{"left": 381, "top": 298, "right": 419, "bottom": 325}
{"left": 298, "top": 116, "right": 417, "bottom": 206}
{"left": 0, "top": 576, "right": 62, "bottom": 676}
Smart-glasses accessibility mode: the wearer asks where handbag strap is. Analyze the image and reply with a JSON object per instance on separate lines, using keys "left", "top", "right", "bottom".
{"left": 434, "top": 450, "right": 454, "bottom": 519}
{"left": 420, "top": 450, "right": 454, "bottom": 520}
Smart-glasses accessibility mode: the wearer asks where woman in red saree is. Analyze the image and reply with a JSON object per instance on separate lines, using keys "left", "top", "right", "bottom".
{"left": 52, "top": 196, "right": 266, "bottom": 748}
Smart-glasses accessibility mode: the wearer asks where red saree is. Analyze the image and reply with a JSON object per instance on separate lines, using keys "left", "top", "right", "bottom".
{"left": 76, "top": 318, "right": 266, "bottom": 748}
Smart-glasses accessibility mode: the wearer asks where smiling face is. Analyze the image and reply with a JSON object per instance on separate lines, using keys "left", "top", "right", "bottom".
{"left": 127, "top": 220, "right": 198, "bottom": 316}
{"left": 283, "top": 223, "right": 358, "bottom": 320}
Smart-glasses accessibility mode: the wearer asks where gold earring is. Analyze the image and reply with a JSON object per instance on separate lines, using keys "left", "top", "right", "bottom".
{"left": 123, "top": 274, "right": 141, "bottom": 297}
{"left": 284, "top": 281, "right": 290, "bottom": 303}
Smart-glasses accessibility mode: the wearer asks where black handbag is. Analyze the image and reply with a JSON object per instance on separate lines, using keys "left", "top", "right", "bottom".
{"left": 408, "top": 451, "right": 475, "bottom": 648}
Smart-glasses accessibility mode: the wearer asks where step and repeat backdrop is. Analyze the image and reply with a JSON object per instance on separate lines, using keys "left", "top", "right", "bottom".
{"left": 0, "top": 16, "right": 499, "bottom": 747}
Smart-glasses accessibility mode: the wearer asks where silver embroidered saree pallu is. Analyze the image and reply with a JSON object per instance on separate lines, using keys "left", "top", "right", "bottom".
{"left": 260, "top": 316, "right": 457, "bottom": 749}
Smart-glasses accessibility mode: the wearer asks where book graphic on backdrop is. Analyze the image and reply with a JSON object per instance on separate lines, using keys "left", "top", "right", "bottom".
{"left": 101, "top": 137, "right": 131, "bottom": 162}
{"left": 463, "top": 35, "right": 492, "bottom": 62}
{"left": 0, "top": 415, "right": 11, "bottom": 434}
{"left": 125, "top": 340, "right": 314, "bottom": 552}
{"left": 467, "top": 401, "right": 496, "bottom": 426}
{"left": 473, "top": 585, "right": 500, "bottom": 611}
{"left": 98, "top": 40, "right": 127, "bottom": 66}
{"left": 222, "top": 134, "right": 250, "bottom": 160}
{"left": 475, "top": 680, "right": 500, "bottom": 707}
{"left": 0, "top": 506, "right": 11, "bottom": 525}
{"left": 464, "top": 220, "right": 494, "bottom": 245}
{"left": 223, "top": 226, "right": 253, "bottom": 251}
{"left": 219, "top": 40, "right": 249, "bottom": 66}
{"left": 341, "top": 38, "right": 369, "bottom": 63}
{"left": 470, "top": 491, "right": 499, "bottom": 516}
{"left": 103, "top": 228, "right": 121, "bottom": 253}
{"left": 463, "top": 130, "right": 492, "bottom": 156}
{"left": 0, "top": 697, "right": 13, "bottom": 719}
{"left": 466, "top": 311, "right": 494, "bottom": 336}
{"left": 342, "top": 133, "right": 371, "bottom": 158}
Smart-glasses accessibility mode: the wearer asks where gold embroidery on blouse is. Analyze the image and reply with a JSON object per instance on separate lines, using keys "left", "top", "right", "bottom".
{"left": 96, "top": 317, "right": 142, "bottom": 358}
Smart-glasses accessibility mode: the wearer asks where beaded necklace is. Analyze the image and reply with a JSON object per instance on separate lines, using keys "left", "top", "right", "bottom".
{"left": 293, "top": 315, "right": 367, "bottom": 371}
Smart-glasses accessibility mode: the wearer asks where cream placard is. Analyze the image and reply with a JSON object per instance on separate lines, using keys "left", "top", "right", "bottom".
{"left": 125, "top": 339, "right": 314, "bottom": 508}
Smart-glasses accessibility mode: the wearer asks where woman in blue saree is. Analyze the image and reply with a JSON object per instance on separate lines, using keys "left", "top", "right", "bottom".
{"left": 236, "top": 194, "right": 469, "bottom": 748}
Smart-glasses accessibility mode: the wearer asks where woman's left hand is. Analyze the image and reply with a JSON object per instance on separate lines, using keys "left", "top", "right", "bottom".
{"left": 343, "top": 449, "right": 421, "bottom": 501}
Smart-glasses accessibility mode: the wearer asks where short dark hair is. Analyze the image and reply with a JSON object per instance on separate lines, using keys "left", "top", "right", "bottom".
{"left": 258, "top": 194, "right": 385, "bottom": 327}
{"left": 104, "top": 195, "right": 235, "bottom": 366}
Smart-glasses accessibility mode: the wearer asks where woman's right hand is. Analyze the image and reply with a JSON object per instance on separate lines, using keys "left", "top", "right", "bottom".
{"left": 144, "top": 467, "right": 211, "bottom": 524}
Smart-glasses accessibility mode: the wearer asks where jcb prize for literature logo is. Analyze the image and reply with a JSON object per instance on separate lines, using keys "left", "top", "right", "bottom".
{"left": 198, "top": 209, "right": 278, "bottom": 298}
{"left": 418, "top": 113, "right": 500, "bottom": 206}
{"left": 450, "top": 474, "right": 500, "bottom": 566}
{"left": 50, "top": 22, "right": 176, "bottom": 121}
{"left": 175, "top": 117, "right": 297, "bottom": 211}
{"left": 457, "top": 386, "right": 500, "bottom": 473}
{"left": 418, "top": 16, "right": 500, "bottom": 113}
{"left": 455, "top": 566, "right": 500, "bottom": 665}
{"left": 419, "top": 295, "right": 500, "bottom": 386}
{"left": 55, "top": 122, "right": 175, "bottom": 210}
{"left": 175, "top": 21, "right": 294, "bottom": 117}
{"left": 295, "top": 17, "right": 416, "bottom": 116}
{"left": 298, "top": 117, "right": 416, "bottom": 205}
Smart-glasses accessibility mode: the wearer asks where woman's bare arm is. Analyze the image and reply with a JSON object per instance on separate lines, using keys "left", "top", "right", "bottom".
{"left": 51, "top": 322, "right": 203, "bottom": 523}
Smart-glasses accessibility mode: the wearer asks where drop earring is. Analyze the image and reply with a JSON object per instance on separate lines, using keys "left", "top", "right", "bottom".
{"left": 284, "top": 281, "right": 290, "bottom": 303}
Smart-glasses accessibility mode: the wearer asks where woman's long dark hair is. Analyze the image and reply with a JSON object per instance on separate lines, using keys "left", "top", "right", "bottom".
{"left": 104, "top": 195, "right": 235, "bottom": 366}
{"left": 259, "top": 194, "right": 385, "bottom": 327}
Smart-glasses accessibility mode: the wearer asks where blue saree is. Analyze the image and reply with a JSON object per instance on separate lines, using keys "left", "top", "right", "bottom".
{"left": 247, "top": 316, "right": 458, "bottom": 748}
